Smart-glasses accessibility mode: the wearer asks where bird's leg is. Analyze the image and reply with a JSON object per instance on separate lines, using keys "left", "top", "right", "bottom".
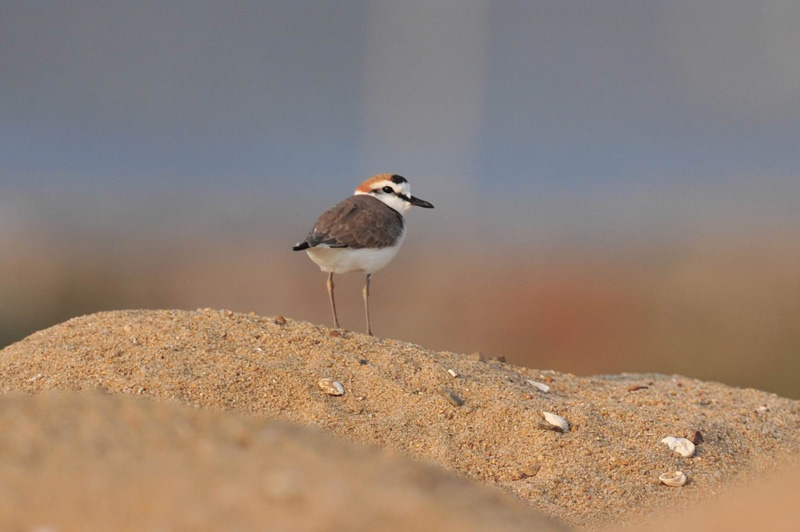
{"left": 327, "top": 272, "right": 340, "bottom": 329}
{"left": 363, "top": 273, "right": 372, "bottom": 336}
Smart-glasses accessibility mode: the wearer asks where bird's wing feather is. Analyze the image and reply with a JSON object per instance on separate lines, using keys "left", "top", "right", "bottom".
{"left": 303, "top": 196, "right": 404, "bottom": 249}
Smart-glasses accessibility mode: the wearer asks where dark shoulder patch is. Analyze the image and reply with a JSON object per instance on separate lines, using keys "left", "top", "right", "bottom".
{"left": 390, "top": 174, "right": 407, "bottom": 184}
{"left": 302, "top": 195, "right": 405, "bottom": 249}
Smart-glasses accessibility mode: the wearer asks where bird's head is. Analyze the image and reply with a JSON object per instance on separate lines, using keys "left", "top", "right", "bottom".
{"left": 354, "top": 174, "right": 434, "bottom": 214}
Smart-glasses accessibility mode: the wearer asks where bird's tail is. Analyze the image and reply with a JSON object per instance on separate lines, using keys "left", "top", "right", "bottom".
{"left": 292, "top": 241, "right": 310, "bottom": 251}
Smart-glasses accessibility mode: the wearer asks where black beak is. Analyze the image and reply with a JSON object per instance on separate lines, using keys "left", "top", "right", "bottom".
{"left": 409, "top": 195, "right": 434, "bottom": 208}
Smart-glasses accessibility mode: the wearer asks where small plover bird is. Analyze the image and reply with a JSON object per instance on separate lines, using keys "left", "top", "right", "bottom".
{"left": 293, "top": 174, "right": 434, "bottom": 335}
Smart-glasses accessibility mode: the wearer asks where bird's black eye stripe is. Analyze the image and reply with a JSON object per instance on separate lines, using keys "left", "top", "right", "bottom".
{"left": 372, "top": 185, "right": 408, "bottom": 199}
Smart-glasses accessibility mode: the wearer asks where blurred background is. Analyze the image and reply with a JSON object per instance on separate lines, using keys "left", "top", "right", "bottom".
{"left": 2, "top": 1, "right": 799, "bottom": 398}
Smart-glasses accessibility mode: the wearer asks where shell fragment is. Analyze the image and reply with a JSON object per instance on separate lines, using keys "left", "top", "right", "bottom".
{"left": 526, "top": 380, "right": 551, "bottom": 393}
{"left": 661, "top": 436, "right": 696, "bottom": 458}
{"left": 541, "top": 411, "right": 570, "bottom": 432}
{"left": 659, "top": 471, "right": 688, "bottom": 487}
{"left": 318, "top": 378, "right": 345, "bottom": 396}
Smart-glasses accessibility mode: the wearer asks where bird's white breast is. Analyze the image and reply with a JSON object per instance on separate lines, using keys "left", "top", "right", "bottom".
{"left": 306, "top": 234, "right": 405, "bottom": 274}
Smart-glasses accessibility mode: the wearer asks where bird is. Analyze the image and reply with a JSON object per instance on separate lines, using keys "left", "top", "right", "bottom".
{"left": 293, "top": 173, "right": 434, "bottom": 335}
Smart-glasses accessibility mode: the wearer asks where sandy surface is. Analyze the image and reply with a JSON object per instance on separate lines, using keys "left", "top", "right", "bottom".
{"left": 0, "top": 392, "right": 563, "bottom": 532}
{"left": 1, "top": 309, "right": 798, "bottom": 530}
{"left": 637, "top": 463, "right": 800, "bottom": 532}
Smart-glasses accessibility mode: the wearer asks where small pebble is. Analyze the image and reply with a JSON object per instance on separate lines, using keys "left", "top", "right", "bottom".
{"left": 689, "top": 430, "right": 704, "bottom": 445}
{"left": 441, "top": 389, "right": 464, "bottom": 407}
{"left": 471, "top": 351, "right": 505, "bottom": 363}
{"left": 274, "top": 316, "right": 287, "bottom": 325}
{"left": 513, "top": 464, "right": 541, "bottom": 479}
{"left": 447, "top": 369, "right": 458, "bottom": 378}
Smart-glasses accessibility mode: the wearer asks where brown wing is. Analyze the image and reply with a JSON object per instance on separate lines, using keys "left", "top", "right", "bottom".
{"left": 303, "top": 195, "right": 404, "bottom": 249}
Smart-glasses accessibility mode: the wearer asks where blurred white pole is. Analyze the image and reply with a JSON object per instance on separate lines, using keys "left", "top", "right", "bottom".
{"left": 360, "top": 0, "right": 487, "bottom": 233}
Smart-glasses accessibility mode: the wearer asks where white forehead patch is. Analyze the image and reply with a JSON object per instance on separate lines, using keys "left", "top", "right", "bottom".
{"left": 355, "top": 180, "right": 411, "bottom": 196}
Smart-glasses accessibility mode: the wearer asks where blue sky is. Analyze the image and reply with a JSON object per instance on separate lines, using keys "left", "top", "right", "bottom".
{"left": 2, "top": 1, "right": 799, "bottom": 215}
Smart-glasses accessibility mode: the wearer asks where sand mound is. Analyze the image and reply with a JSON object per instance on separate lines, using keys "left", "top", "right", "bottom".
{"left": 1, "top": 309, "right": 799, "bottom": 529}
{"left": 0, "top": 392, "right": 562, "bottom": 532}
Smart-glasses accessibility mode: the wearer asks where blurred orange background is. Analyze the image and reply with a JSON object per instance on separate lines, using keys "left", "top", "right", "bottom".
{"left": 2, "top": 2, "right": 799, "bottom": 397}
{"left": 3, "top": 185, "right": 798, "bottom": 398}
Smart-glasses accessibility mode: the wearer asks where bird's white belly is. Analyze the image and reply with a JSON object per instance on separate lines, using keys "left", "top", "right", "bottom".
{"left": 306, "top": 243, "right": 403, "bottom": 274}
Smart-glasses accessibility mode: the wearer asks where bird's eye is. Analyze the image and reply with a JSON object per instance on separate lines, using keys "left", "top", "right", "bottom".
{"left": 382, "top": 186, "right": 394, "bottom": 194}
